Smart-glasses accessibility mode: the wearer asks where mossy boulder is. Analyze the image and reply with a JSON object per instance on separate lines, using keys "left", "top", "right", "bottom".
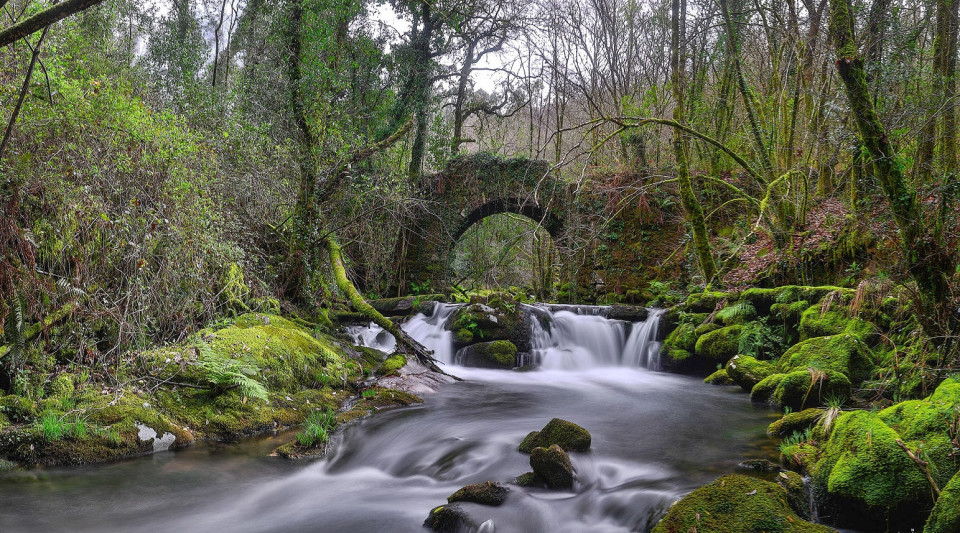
{"left": 925, "top": 470, "right": 960, "bottom": 533}
{"left": 798, "top": 306, "right": 849, "bottom": 340}
{"left": 768, "top": 408, "right": 825, "bottom": 438}
{"left": 777, "top": 470, "right": 812, "bottom": 520}
{"left": 513, "top": 471, "right": 544, "bottom": 487}
{"left": 606, "top": 304, "right": 648, "bottom": 322}
{"left": 812, "top": 410, "right": 933, "bottom": 528}
{"left": 778, "top": 334, "right": 874, "bottom": 385}
{"left": 704, "top": 368, "right": 736, "bottom": 386}
{"left": 725, "top": 355, "right": 776, "bottom": 391}
{"left": 376, "top": 354, "right": 407, "bottom": 376}
{"left": 447, "top": 298, "right": 526, "bottom": 350}
{"left": 530, "top": 444, "right": 573, "bottom": 489}
{"left": 664, "top": 322, "right": 697, "bottom": 353}
{"left": 694, "top": 322, "right": 721, "bottom": 337}
{"left": 751, "top": 373, "right": 785, "bottom": 403}
{"left": 447, "top": 481, "right": 509, "bottom": 506}
{"left": 694, "top": 325, "right": 743, "bottom": 361}
{"left": 771, "top": 370, "right": 851, "bottom": 411}
{"left": 651, "top": 474, "right": 834, "bottom": 533}
{"left": 456, "top": 340, "right": 517, "bottom": 369}
{"left": 685, "top": 291, "right": 728, "bottom": 312}
{"left": 518, "top": 418, "right": 591, "bottom": 453}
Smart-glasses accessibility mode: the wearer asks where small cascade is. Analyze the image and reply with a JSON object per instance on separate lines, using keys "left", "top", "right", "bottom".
{"left": 346, "top": 302, "right": 462, "bottom": 364}
{"left": 623, "top": 309, "right": 666, "bottom": 369}
{"left": 348, "top": 300, "right": 664, "bottom": 370}
{"left": 527, "top": 306, "right": 665, "bottom": 370}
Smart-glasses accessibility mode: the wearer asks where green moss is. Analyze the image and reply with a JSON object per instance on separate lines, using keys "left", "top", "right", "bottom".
{"left": 685, "top": 291, "right": 729, "bottom": 312}
{"left": 651, "top": 474, "right": 834, "bottom": 533}
{"left": 925, "top": 470, "right": 960, "bottom": 533}
{"left": 377, "top": 354, "right": 407, "bottom": 377}
{"left": 741, "top": 288, "right": 780, "bottom": 310}
{"left": 772, "top": 370, "right": 851, "bottom": 410}
{"left": 777, "top": 471, "right": 811, "bottom": 519}
{"left": 664, "top": 323, "right": 698, "bottom": 353}
{"left": 662, "top": 348, "right": 692, "bottom": 366}
{"left": 694, "top": 325, "right": 743, "bottom": 361}
{"left": 518, "top": 418, "right": 591, "bottom": 453}
{"left": 513, "top": 471, "right": 544, "bottom": 487}
{"left": 751, "top": 373, "right": 785, "bottom": 403}
{"left": 529, "top": 444, "right": 573, "bottom": 489}
{"left": 726, "top": 355, "right": 776, "bottom": 391}
{"left": 768, "top": 408, "right": 825, "bottom": 438}
{"left": 879, "top": 377, "right": 960, "bottom": 440}
{"left": 813, "top": 411, "right": 931, "bottom": 510}
{"left": 48, "top": 374, "right": 75, "bottom": 398}
{"left": 799, "top": 306, "right": 850, "bottom": 340}
{"left": 694, "top": 322, "right": 721, "bottom": 336}
{"left": 704, "top": 369, "right": 736, "bottom": 386}
{"left": 457, "top": 340, "right": 517, "bottom": 369}
{"left": 778, "top": 334, "right": 874, "bottom": 385}
{"left": 447, "top": 482, "right": 509, "bottom": 506}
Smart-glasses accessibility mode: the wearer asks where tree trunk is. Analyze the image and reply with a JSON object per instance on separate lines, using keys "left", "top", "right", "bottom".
{"left": 829, "top": 0, "right": 956, "bottom": 335}
{"left": 671, "top": 0, "right": 716, "bottom": 282}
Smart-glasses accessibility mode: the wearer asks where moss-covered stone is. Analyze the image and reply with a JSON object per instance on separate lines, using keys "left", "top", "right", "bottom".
{"left": 685, "top": 291, "right": 729, "bottom": 312}
{"left": 376, "top": 354, "right": 407, "bottom": 376}
{"left": 777, "top": 470, "right": 812, "bottom": 520}
{"left": 651, "top": 474, "right": 834, "bottom": 533}
{"left": 925, "top": 470, "right": 960, "bottom": 533}
{"left": 777, "top": 334, "right": 874, "bottom": 385}
{"left": 772, "top": 370, "right": 851, "bottom": 410}
{"left": 518, "top": 418, "right": 591, "bottom": 453}
{"left": 798, "top": 306, "right": 849, "bottom": 340}
{"left": 456, "top": 340, "right": 517, "bottom": 369}
{"left": 813, "top": 411, "right": 930, "bottom": 512}
{"left": 664, "top": 322, "right": 698, "bottom": 353}
{"left": 447, "top": 300, "right": 522, "bottom": 347}
{"left": 726, "top": 355, "right": 776, "bottom": 391}
{"left": 704, "top": 368, "right": 736, "bottom": 385}
{"left": 513, "top": 471, "right": 544, "bottom": 487}
{"left": 530, "top": 444, "right": 573, "bottom": 489}
{"left": 447, "top": 482, "right": 509, "bottom": 506}
{"left": 751, "top": 373, "right": 785, "bottom": 403}
{"left": 768, "top": 408, "right": 825, "bottom": 438}
{"left": 694, "top": 325, "right": 743, "bottom": 361}
{"left": 694, "top": 322, "right": 721, "bottom": 337}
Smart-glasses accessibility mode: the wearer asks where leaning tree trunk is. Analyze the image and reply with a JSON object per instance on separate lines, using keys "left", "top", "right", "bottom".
{"left": 325, "top": 236, "right": 446, "bottom": 373}
{"left": 829, "top": 0, "right": 956, "bottom": 337}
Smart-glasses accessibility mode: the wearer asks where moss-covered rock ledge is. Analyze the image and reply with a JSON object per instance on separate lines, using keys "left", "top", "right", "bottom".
{"left": 0, "top": 313, "right": 394, "bottom": 467}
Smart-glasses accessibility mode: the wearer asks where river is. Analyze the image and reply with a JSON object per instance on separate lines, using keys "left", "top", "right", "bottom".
{"left": 0, "top": 304, "right": 780, "bottom": 532}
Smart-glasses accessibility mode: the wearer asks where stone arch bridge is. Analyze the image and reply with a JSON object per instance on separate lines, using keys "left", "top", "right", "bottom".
{"left": 394, "top": 153, "right": 566, "bottom": 292}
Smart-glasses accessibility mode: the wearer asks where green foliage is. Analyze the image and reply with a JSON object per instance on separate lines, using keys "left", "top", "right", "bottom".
{"left": 37, "top": 412, "right": 66, "bottom": 442}
{"left": 296, "top": 408, "right": 337, "bottom": 448}
{"left": 194, "top": 341, "right": 269, "bottom": 402}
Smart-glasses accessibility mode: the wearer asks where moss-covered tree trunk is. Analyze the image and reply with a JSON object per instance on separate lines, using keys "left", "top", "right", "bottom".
{"left": 670, "top": 0, "right": 716, "bottom": 282}
{"left": 325, "top": 236, "right": 444, "bottom": 373}
{"left": 829, "top": 0, "right": 956, "bottom": 336}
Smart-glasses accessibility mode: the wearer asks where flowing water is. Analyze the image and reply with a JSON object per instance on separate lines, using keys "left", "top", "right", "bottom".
{"left": 0, "top": 304, "right": 779, "bottom": 533}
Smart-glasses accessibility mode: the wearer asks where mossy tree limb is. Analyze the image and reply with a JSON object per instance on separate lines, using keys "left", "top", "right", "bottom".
{"left": 324, "top": 235, "right": 445, "bottom": 374}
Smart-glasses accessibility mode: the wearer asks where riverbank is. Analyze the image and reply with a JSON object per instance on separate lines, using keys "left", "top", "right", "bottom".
{"left": 0, "top": 312, "right": 428, "bottom": 468}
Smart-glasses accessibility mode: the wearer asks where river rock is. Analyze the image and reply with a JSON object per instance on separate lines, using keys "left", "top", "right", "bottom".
{"left": 423, "top": 504, "right": 474, "bottom": 532}
{"left": 447, "top": 481, "right": 509, "bottom": 506}
{"left": 530, "top": 444, "right": 573, "bottom": 489}
{"left": 605, "top": 304, "right": 649, "bottom": 322}
{"left": 519, "top": 418, "right": 591, "bottom": 453}
{"left": 455, "top": 340, "right": 517, "bottom": 369}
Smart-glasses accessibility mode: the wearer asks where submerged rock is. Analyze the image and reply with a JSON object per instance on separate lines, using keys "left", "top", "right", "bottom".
{"left": 518, "top": 418, "right": 591, "bottom": 453}
{"left": 530, "top": 444, "right": 573, "bottom": 489}
{"left": 423, "top": 504, "right": 474, "bottom": 532}
{"left": 651, "top": 474, "right": 834, "bottom": 532}
{"left": 447, "top": 481, "right": 509, "bottom": 506}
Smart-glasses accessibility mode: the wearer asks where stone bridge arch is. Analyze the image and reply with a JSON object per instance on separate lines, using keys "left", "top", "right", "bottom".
{"left": 395, "top": 153, "right": 566, "bottom": 292}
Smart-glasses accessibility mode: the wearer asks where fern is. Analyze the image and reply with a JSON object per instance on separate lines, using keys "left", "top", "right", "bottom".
{"left": 2, "top": 294, "right": 26, "bottom": 372}
{"left": 194, "top": 341, "right": 269, "bottom": 402}
{"left": 737, "top": 317, "right": 785, "bottom": 359}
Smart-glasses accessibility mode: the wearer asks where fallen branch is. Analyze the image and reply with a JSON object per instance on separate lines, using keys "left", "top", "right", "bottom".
{"left": 0, "top": 0, "right": 107, "bottom": 48}
{"left": 896, "top": 438, "right": 941, "bottom": 499}
{"left": 325, "top": 235, "right": 450, "bottom": 376}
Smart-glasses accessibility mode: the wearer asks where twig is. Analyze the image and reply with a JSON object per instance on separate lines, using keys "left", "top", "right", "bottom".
{"left": 896, "top": 438, "right": 941, "bottom": 499}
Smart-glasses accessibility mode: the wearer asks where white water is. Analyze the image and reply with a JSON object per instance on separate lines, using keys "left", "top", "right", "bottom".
{"left": 347, "top": 302, "right": 666, "bottom": 371}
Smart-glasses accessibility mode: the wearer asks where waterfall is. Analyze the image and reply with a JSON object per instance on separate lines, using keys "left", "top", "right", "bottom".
{"left": 348, "top": 301, "right": 664, "bottom": 370}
